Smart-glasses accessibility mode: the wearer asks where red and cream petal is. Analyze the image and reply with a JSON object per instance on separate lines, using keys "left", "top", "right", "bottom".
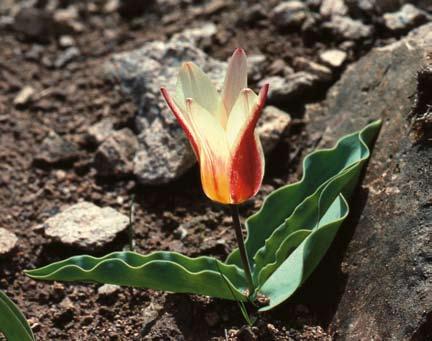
{"left": 228, "top": 84, "right": 269, "bottom": 203}
{"left": 185, "top": 98, "right": 232, "bottom": 204}
{"left": 176, "top": 62, "right": 220, "bottom": 118}
{"left": 221, "top": 48, "right": 247, "bottom": 124}
{"left": 160, "top": 87, "right": 200, "bottom": 157}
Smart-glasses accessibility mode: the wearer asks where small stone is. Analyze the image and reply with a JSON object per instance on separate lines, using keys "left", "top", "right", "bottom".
{"left": 104, "top": 0, "right": 119, "bottom": 13}
{"left": 240, "top": 3, "right": 266, "bottom": 23}
{"left": 320, "top": 0, "right": 348, "bottom": 17}
{"left": 268, "top": 58, "right": 294, "bottom": 76}
{"left": 42, "top": 201, "right": 129, "bottom": 249}
{"left": 86, "top": 117, "right": 115, "bottom": 145}
{"left": 141, "top": 303, "right": 162, "bottom": 335}
{"left": 171, "top": 23, "right": 217, "bottom": 43}
{"left": 59, "top": 35, "right": 75, "bottom": 48}
{"left": 34, "top": 131, "right": 79, "bottom": 165}
{"left": 294, "top": 57, "right": 333, "bottom": 82}
{"left": 173, "top": 226, "right": 188, "bottom": 240}
{"left": 324, "top": 15, "right": 373, "bottom": 40}
{"left": 272, "top": 1, "right": 309, "bottom": 28}
{"left": 247, "top": 54, "right": 267, "bottom": 81}
{"left": 319, "top": 49, "right": 347, "bottom": 68}
{"left": 54, "top": 46, "right": 80, "bottom": 68}
{"left": 97, "top": 284, "right": 120, "bottom": 296}
{"left": 14, "top": 86, "right": 35, "bottom": 106}
{"left": 59, "top": 297, "right": 74, "bottom": 311}
{"left": 383, "top": 4, "right": 429, "bottom": 32}
{"left": 14, "top": 8, "right": 54, "bottom": 43}
{"left": 53, "top": 6, "right": 82, "bottom": 33}
{"left": 259, "top": 72, "right": 319, "bottom": 104}
{"left": 257, "top": 106, "right": 292, "bottom": 153}
{"left": 94, "top": 128, "right": 139, "bottom": 177}
{"left": 0, "top": 228, "right": 18, "bottom": 256}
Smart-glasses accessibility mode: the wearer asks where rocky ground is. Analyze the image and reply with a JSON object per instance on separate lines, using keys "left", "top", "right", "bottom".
{"left": 0, "top": 0, "right": 431, "bottom": 340}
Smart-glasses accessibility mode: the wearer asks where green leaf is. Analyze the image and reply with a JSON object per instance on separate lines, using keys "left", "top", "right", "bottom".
{"left": 0, "top": 290, "right": 35, "bottom": 341}
{"left": 255, "top": 120, "right": 381, "bottom": 310}
{"left": 226, "top": 120, "right": 381, "bottom": 270}
{"left": 259, "top": 195, "right": 348, "bottom": 311}
{"left": 25, "top": 251, "right": 248, "bottom": 302}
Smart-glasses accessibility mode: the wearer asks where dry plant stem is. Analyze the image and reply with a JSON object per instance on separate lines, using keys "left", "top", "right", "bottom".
{"left": 230, "top": 204, "right": 255, "bottom": 296}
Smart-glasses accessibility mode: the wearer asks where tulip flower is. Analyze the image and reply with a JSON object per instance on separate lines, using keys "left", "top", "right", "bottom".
{"left": 161, "top": 48, "right": 269, "bottom": 205}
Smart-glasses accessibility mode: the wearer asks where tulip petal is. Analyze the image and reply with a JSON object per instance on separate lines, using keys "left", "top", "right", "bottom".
{"left": 177, "top": 62, "right": 220, "bottom": 117}
{"left": 226, "top": 88, "right": 258, "bottom": 147}
{"left": 185, "top": 98, "right": 232, "bottom": 204}
{"left": 222, "top": 48, "right": 248, "bottom": 119}
{"left": 228, "top": 84, "right": 269, "bottom": 203}
{"left": 161, "top": 87, "right": 200, "bottom": 157}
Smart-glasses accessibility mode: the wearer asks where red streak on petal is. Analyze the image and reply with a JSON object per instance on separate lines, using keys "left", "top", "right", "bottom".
{"left": 160, "top": 87, "right": 200, "bottom": 158}
{"left": 229, "top": 84, "right": 269, "bottom": 203}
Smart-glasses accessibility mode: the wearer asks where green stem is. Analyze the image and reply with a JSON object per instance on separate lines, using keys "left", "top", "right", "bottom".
{"left": 230, "top": 204, "right": 254, "bottom": 296}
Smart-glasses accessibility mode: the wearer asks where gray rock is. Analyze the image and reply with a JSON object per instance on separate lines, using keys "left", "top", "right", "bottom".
{"left": 259, "top": 72, "right": 320, "bottom": 104}
{"left": 94, "top": 128, "right": 139, "bottom": 177}
{"left": 171, "top": 23, "right": 217, "bottom": 43}
{"left": 43, "top": 201, "right": 129, "bottom": 249}
{"left": 383, "top": 4, "right": 429, "bottom": 32}
{"left": 86, "top": 117, "right": 115, "bottom": 145}
{"left": 97, "top": 284, "right": 120, "bottom": 296}
{"left": 272, "top": 1, "right": 309, "bottom": 28}
{"left": 319, "top": 49, "right": 347, "bottom": 68}
{"left": 345, "top": 0, "right": 406, "bottom": 15}
{"left": 133, "top": 119, "right": 196, "bottom": 185}
{"left": 248, "top": 54, "right": 267, "bottom": 82}
{"left": 14, "top": 85, "right": 35, "bottom": 106}
{"left": 268, "top": 59, "right": 294, "bottom": 77}
{"left": 294, "top": 57, "right": 333, "bottom": 82}
{"left": 320, "top": 0, "right": 348, "bottom": 17}
{"left": 323, "top": 15, "right": 373, "bottom": 40}
{"left": 35, "top": 131, "right": 79, "bottom": 164}
{"left": 258, "top": 106, "right": 292, "bottom": 153}
{"left": 0, "top": 228, "right": 18, "bottom": 256}
{"left": 54, "top": 46, "right": 80, "bottom": 68}
{"left": 306, "top": 23, "right": 432, "bottom": 340}
{"left": 103, "top": 29, "right": 224, "bottom": 185}
{"left": 13, "top": 7, "right": 54, "bottom": 43}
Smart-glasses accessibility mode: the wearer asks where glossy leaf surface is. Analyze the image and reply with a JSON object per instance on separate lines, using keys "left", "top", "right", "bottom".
{"left": 0, "top": 290, "right": 35, "bottom": 341}
{"left": 25, "top": 251, "right": 248, "bottom": 301}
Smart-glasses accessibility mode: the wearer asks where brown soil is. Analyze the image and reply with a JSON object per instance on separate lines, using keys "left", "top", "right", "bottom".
{"left": 0, "top": 0, "right": 417, "bottom": 340}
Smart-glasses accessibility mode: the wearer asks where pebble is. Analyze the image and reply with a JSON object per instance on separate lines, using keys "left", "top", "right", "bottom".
{"left": 34, "top": 131, "right": 79, "bottom": 165}
{"left": 13, "top": 8, "right": 54, "bottom": 43}
{"left": 94, "top": 128, "right": 139, "bottom": 177}
{"left": 294, "top": 57, "right": 333, "bottom": 81}
{"left": 59, "top": 35, "right": 75, "bottom": 48}
{"left": 320, "top": 0, "right": 348, "bottom": 17}
{"left": 98, "top": 284, "right": 121, "bottom": 296}
{"left": 86, "top": 117, "right": 115, "bottom": 145}
{"left": 42, "top": 201, "right": 129, "bottom": 249}
{"left": 54, "top": 47, "right": 80, "bottom": 68}
{"left": 272, "top": 1, "right": 309, "bottom": 28}
{"left": 383, "top": 4, "right": 429, "bottom": 32}
{"left": 258, "top": 106, "right": 292, "bottom": 153}
{"left": 319, "top": 49, "right": 347, "bottom": 68}
{"left": 14, "top": 86, "right": 35, "bottom": 106}
{"left": 323, "top": 15, "right": 373, "bottom": 40}
{"left": 259, "top": 72, "right": 319, "bottom": 104}
{"left": 0, "top": 228, "right": 18, "bottom": 256}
